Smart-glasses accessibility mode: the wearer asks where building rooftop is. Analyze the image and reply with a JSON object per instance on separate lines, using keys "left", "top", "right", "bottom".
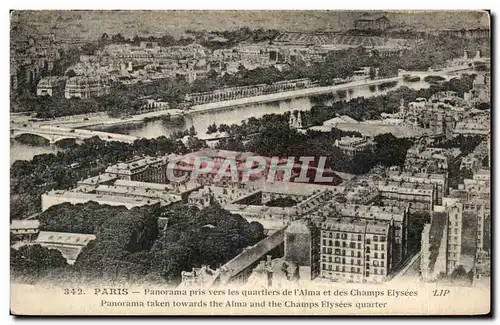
{"left": 37, "top": 76, "right": 67, "bottom": 88}
{"left": 366, "top": 220, "right": 390, "bottom": 235}
{"left": 66, "top": 75, "right": 111, "bottom": 86}
{"left": 224, "top": 203, "right": 296, "bottom": 217}
{"left": 113, "top": 179, "right": 201, "bottom": 194}
{"left": 184, "top": 149, "right": 258, "bottom": 163}
{"left": 105, "top": 155, "right": 169, "bottom": 174}
{"left": 11, "top": 219, "right": 40, "bottom": 230}
{"left": 319, "top": 203, "right": 405, "bottom": 223}
{"left": 95, "top": 184, "right": 182, "bottom": 203}
{"left": 322, "top": 115, "right": 358, "bottom": 126}
{"left": 378, "top": 184, "right": 434, "bottom": 196}
{"left": 44, "top": 190, "right": 161, "bottom": 207}
{"left": 336, "top": 122, "right": 429, "bottom": 138}
{"left": 36, "top": 231, "right": 96, "bottom": 245}
{"left": 262, "top": 182, "right": 329, "bottom": 197}
{"left": 337, "top": 136, "right": 370, "bottom": 145}
{"left": 474, "top": 169, "right": 491, "bottom": 178}
{"left": 320, "top": 217, "right": 367, "bottom": 233}
{"left": 386, "top": 170, "right": 446, "bottom": 183}
{"left": 78, "top": 173, "right": 118, "bottom": 186}
{"left": 285, "top": 220, "right": 311, "bottom": 234}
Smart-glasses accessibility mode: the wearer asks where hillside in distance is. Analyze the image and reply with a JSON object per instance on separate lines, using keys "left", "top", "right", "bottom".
{"left": 11, "top": 10, "right": 490, "bottom": 41}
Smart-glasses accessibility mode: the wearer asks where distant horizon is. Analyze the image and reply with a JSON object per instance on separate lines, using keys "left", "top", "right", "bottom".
{"left": 11, "top": 10, "right": 490, "bottom": 41}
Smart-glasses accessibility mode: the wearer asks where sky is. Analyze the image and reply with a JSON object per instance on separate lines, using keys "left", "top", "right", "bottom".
{"left": 11, "top": 10, "right": 490, "bottom": 41}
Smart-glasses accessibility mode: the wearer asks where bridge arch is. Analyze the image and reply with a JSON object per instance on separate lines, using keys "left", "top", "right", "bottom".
{"left": 12, "top": 132, "right": 52, "bottom": 145}
{"left": 52, "top": 137, "right": 82, "bottom": 146}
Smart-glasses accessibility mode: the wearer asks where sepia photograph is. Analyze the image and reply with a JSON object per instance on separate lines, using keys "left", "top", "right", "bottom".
{"left": 8, "top": 9, "right": 491, "bottom": 316}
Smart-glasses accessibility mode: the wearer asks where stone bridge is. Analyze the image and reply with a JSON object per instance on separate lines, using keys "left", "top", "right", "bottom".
{"left": 11, "top": 126, "right": 139, "bottom": 144}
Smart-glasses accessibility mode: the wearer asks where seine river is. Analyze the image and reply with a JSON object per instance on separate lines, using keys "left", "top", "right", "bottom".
{"left": 10, "top": 142, "right": 59, "bottom": 165}
{"left": 10, "top": 75, "right": 458, "bottom": 165}
{"left": 94, "top": 78, "right": 432, "bottom": 139}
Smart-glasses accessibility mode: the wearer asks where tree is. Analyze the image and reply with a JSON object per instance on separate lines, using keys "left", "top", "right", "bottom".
{"left": 374, "top": 134, "right": 413, "bottom": 167}
{"left": 11, "top": 245, "right": 68, "bottom": 281}
{"left": 81, "top": 43, "right": 99, "bottom": 55}
{"left": 132, "top": 35, "right": 141, "bottom": 46}
{"left": 450, "top": 265, "right": 468, "bottom": 279}
{"left": 369, "top": 67, "right": 377, "bottom": 80}
{"left": 65, "top": 69, "right": 76, "bottom": 78}
{"left": 186, "top": 136, "right": 206, "bottom": 151}
{"left": 111, "top": 33, "right": 127, "bottom": 44}
{"left": 218, "top": 123, "right": 230, "bottom": 133}
{"left": 99, "top": 33, "right": 110, "bottom": 46}
{"left": 150, "top": 204, "right": 265, "bottom": 282}
{"left": 215, "top": 136, "right": 245, "bottom": 152}
{"left": 476, "top": 102, "right": 490, "bottom": 110}
{"left": 407, "top": 211, "right": 431, "bottom": 253}
{"left": 207, "top": 123, "right": 218, "bottom": 134}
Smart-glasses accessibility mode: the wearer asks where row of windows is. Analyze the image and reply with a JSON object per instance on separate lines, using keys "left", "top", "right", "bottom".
{"left": 464, "top": 204, "right": 484, "bottom": 211}
{"left": 340, "top": 249, "right": 358, "bottom": 257}
{"left": 323, "top": 244, "right": 363, "bottom": 254}
{"left": 321, "top": 243, "right": 386, "bottom": 253}
{"left": 322, "top": 264, "right": 361, "bottom": 273}
{"left": 321, "top": 265, "right": 387, "bottom": 275}
{"left": 366, "top": 253, "right": 386, "bottom": 260}
{"left": 321, "top": 272, "right": 364, "bottom": 280}
{"left": 322, "top": 240, "right": 359, "bottom": 248}
{"left": 322, "top": 251, "right": 386, "bottom": 259}
{"left": 366, "top": 244, "right": 385, "bottom": 251}
{"left": 321, "top": 258, "right": 386, "bottom": 267}
{"left": 323, "top": 258, "right": 362, "bottom": 265}
{"left": 321, "top": 232, "right": 386, "bottom": 242}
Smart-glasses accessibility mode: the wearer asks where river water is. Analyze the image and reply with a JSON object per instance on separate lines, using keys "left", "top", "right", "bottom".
{"left": 99, "top": 78, "right": 432, "bottom": 139}
{"left": 10, "top": 142, "right": 59, "bottom": 165}
{"left": 9, "top": 75, "right": 457, "bottom": 164}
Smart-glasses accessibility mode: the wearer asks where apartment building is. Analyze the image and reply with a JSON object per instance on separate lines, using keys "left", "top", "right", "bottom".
{"left": 64, "top": 76, "right": 111, "bottom": 99}
{"left": 316, "top": 217, "right": 392, "bottom": 283}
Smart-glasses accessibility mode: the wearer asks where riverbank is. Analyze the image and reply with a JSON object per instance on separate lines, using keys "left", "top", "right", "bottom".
{"left": 13, "top": 69, "right": 465, "bottom": 132}
{"left": 11, "top": 69, "right": 476, "bottom": 163}
{"left": 185, "top": 76, "right": 403, "bottom": 115}
{"left": 21, "top": 109, "right": 186, "bottom": 130}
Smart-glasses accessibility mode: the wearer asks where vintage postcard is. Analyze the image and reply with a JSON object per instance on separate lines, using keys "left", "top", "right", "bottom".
{"left": 10, "top": 10, "right": 491, "bottom": 316}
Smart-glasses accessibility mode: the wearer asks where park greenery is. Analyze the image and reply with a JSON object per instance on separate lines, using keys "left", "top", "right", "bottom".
{"left": 406, "top": 211, "right": 431, "bottom": 254}
{"left": 10, "top": 136, "right": 188, "bottom": 219}
{"left": 214, "top": 111, "right": 413, "bottom": 176}
{"left": 12, "top": 202, "right": 265, "bottom": 285}
{"left": 11, "top": 244, "right": 68, "bottom": 284}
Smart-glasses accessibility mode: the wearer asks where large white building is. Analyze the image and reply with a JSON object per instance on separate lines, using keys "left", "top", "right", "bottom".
{"left": 36, "top": 76, "right": 67, "bottom": 97}
{"left": 334, "top": 136, "right": 375, "bottom": 156}
{"left": 65, "top": 76, "right": 111, "bottom": 99}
